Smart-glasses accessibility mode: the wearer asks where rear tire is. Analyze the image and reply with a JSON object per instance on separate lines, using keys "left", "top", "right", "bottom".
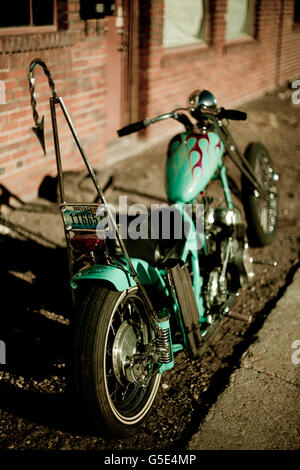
{"left": 241, "top": 142, "right": 278, "bottom": 246}
{"left": 72, "top": 284, "right": 161, "bottom": 437}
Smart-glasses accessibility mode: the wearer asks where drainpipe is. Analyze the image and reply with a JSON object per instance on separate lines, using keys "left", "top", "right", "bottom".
{"left": 275, "top": 0, "right": 284, "bottom": 87}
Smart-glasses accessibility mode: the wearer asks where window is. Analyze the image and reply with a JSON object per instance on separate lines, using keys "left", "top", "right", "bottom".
{"left": 294, "top": 0, "right": 300, "bottom": 28}
{"left": 225, "top": 0, "right": 255, "bottom": 41}
{"left": 0, "top": 0, "right": 57, "bottom": 35}
{"left": 163, "top": 0, "right": 207, "bottom": 48}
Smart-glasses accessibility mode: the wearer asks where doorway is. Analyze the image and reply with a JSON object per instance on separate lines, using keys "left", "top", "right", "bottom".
{"left": 105, "top": 0, "right": 139, "bottom": 144}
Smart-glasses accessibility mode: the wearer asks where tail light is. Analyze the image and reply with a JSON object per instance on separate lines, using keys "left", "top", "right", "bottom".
{"left": 70, "top": 232, "right": 104, "bottom": 253}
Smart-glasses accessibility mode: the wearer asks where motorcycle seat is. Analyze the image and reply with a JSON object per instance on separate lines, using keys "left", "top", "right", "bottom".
{"left": 108, "top": 209, "right": 187, "bottom": 267}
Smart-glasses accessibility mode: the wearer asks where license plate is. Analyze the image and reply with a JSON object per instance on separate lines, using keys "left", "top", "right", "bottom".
{"left": 61, "top": 204, "right": 106, "bottom": 230}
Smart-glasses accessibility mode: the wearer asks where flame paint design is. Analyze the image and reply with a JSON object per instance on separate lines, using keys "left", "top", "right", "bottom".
{"left": 166, "top": 131, "right": 222, "bottom": 202}
{"left": 166, "top": 134, "right": 184, "bottom": 181}
{"left": 184, "top": 133, "right": 211, "bottom": 197}
{"left": 214, "top": 140, "right": 222, "bottom": 152}
{"left": 189, "top": 133, "right": 210, "bottom": 178}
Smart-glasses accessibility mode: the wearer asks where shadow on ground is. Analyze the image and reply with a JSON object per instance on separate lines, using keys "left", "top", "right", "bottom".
{"left": 0, "top": 213, "right": 84, "bottom": 435}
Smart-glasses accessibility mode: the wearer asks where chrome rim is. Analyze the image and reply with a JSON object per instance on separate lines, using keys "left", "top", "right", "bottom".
{"left": 102, "top": 290, "right": 159, "bottom": 423}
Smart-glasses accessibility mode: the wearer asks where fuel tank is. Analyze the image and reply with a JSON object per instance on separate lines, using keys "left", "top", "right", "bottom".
{"left": 165, "top": 131, "right": 224, "bottom": 203}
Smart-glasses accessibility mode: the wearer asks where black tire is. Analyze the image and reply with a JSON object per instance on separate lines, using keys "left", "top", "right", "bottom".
{"left": 72, "top": 283, "right": 161, "bottom": 438}
{"left": 241, "top": 142, "right": 278, "bottom": 246}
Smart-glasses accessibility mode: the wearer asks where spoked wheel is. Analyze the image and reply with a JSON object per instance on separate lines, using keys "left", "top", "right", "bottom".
{"left": 73, "top": 284, "right": 161, "bottom": 438}
{"left": 241, "top": 142, "right": 279, "bottom": 246}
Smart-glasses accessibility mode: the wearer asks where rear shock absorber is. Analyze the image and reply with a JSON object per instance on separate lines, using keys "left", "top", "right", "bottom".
{"left": 157, "top": 310, "right": 173, "bottom": 368}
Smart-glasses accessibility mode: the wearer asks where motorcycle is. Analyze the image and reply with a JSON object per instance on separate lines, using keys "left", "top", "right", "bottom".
{"left": 28, "top": 59, "right": 279, "bottom": 438}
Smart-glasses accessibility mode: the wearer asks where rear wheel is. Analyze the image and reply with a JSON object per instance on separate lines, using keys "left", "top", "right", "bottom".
{"left": 241, "top": 142, "right": 278, "bottom": 246}
{"left": 73, "top": 284, "right": 161, "bottom": 437}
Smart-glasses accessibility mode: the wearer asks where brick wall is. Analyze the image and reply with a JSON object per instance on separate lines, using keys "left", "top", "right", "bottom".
{"left": 277, "top": 0, "right": 300, "bottom": 84}
{"left": 137, "top": 0, "right": 300, "bottom": 139}
{"left": 0, "top": 0, "right": 107, "bottom": 200}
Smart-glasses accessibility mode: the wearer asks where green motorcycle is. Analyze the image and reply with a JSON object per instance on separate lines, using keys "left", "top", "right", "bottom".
{"left": 29, "top": 59, "right": 279, "bottom": 438}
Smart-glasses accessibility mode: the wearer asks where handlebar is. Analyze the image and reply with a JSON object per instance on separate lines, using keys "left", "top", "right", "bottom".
{"left": 117, "top": 105, "right": 247, "bottom": 137}
{"left": 117, "top": 111, "right": 193, "bottom": 137}
{"left": 217, "top": 107, "right": 247, "bottom": 121}
{"left": 117, "top": 120, "right": 146, "bottom": 137}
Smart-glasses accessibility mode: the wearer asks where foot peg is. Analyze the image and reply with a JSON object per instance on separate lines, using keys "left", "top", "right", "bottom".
{"left": 250, "top": 258, "right": 278, "bottom": 267}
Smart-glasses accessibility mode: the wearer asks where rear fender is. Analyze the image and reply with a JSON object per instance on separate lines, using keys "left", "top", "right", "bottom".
{"left": 70, "top": 258, "right": 167, "bottom": 292}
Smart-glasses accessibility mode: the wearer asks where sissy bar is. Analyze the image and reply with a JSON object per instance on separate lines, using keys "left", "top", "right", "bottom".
{"left": 28, "top": 58, "right": 157, "bottom": 329}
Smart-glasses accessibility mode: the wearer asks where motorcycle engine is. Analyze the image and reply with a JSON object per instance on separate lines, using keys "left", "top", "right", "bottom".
{"left": 202, "top": 205, "right": 255, "bottom": 310}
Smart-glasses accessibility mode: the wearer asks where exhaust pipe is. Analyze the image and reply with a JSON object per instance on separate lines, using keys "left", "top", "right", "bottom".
{"left": 165, "top": 260, "right": 202, "bottom": 358}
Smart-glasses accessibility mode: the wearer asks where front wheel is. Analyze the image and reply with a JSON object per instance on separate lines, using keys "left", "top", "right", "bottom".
{"left": 72, "top": 284, "right": 161, "bottom": 437}
{"left": 241, "top": 142, "right": 279, "bottom": 246}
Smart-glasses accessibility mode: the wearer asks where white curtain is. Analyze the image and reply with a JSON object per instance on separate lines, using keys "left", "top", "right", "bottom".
{"left": 163, "top": 0, "right": 204, "bottom": 48}
{"left": 226, "top": 0, "right": 251, "bottom": 40}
